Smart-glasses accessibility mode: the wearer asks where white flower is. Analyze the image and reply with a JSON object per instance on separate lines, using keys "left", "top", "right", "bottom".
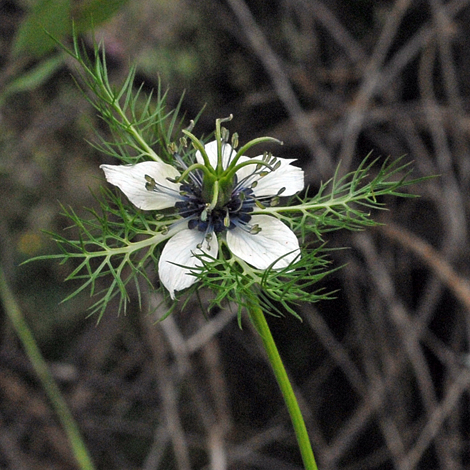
{"left": 100, "top": 140, "right": 304, "bottom": 298}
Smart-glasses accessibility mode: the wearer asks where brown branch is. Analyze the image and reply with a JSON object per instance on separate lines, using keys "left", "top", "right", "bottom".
{"left": 379, "top": 223, "right": 470, "bottom": 313}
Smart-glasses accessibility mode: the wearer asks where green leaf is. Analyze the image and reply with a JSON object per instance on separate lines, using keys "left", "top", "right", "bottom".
{"left": 73, "top": 0, "right": 130, "bottom": 31}
{"left": 12, "top": 0, "right": 71, "bottom": 58}
{"left": 0, "top": 54, "right": 64, "bottom": 106}
{"left": 12, "top": 0, "right": 130, "bottom": 59}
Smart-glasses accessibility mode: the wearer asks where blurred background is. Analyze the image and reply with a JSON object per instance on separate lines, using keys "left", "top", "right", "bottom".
{"left": 1, "top": 0, "right": 470, "bottom": 469}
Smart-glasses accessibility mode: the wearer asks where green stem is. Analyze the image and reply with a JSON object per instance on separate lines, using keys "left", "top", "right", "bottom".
{"left": 0, "top": 265, "right": 96, "bottom": 470}
{"left": 248, "top": 297, "right": 318, "bottom": 470}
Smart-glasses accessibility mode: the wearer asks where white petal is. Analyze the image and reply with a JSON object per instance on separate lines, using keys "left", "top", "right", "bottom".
{"left": 100, "top": 162, "right": 181, "bottom": 210}
{"left": 158, "top": 228, "right": 219, "bottom": 298}
{"left": 226, "top": 215, "right": 300, "bottom": 269}
{"left": 196, "top": 140, "right": 236, "bottom": 170}
{"left": 236, "top": 157, "right": 304, "bottom": 197}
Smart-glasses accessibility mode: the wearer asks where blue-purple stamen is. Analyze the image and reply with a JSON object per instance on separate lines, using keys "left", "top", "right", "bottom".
{"left": 173, "top": 176, "right": 266, "bottom": 234}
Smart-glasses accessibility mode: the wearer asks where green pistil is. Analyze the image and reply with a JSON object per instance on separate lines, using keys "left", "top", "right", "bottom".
{"left": 215, "top": 115, "right": 234, "bottom": 171}
{"left": 182, "top": 130, "right": 213, "bottom": 169}
{"left": 224, "top": 158, "right": 273, "bottom": 184}
{"left": 177, "top": 162, "right": 213, "bottom": 184}
{"left": 226, "top": 136, "right": 283, "bottom": 170}
{"left": 201, "top": 173, "right": 234, "bottom": 211}
{"left": 207, "top": 180, "right": 220, "bottom": 212}
{"left": 217, "top": 174, "right": 236, "bottom": 207}
{"left": 201, "top": 172, "right": 216, "bottom": 204}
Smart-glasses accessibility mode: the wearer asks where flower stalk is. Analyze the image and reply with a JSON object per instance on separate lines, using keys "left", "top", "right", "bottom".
{"left": 248, "top": 295, "right": 318, "bottom": 470}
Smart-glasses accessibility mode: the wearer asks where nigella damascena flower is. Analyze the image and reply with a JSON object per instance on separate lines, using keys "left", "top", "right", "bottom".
{"left": 100, "top": 139, "right": 304, "bottom": 298}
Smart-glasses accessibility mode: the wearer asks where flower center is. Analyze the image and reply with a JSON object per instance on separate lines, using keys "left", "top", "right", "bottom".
{"left": 175, "top": 177, "right": 257, "bottom": 234}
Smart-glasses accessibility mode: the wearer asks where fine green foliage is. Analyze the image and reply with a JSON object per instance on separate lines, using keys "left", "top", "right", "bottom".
{"left": 65, "top": 33, "right": 196, "bottom": 166}
{"left": 181, "top": 241, "right": 337, "bottom": 323}
{"left": 41, "top": 187, "right": 173, "bottom": 317}
{"left": 262, "top": 155, "right": 419, "bottom": 241}
{"left": 26, "top": 37, "right": 430, "bottom": 321}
